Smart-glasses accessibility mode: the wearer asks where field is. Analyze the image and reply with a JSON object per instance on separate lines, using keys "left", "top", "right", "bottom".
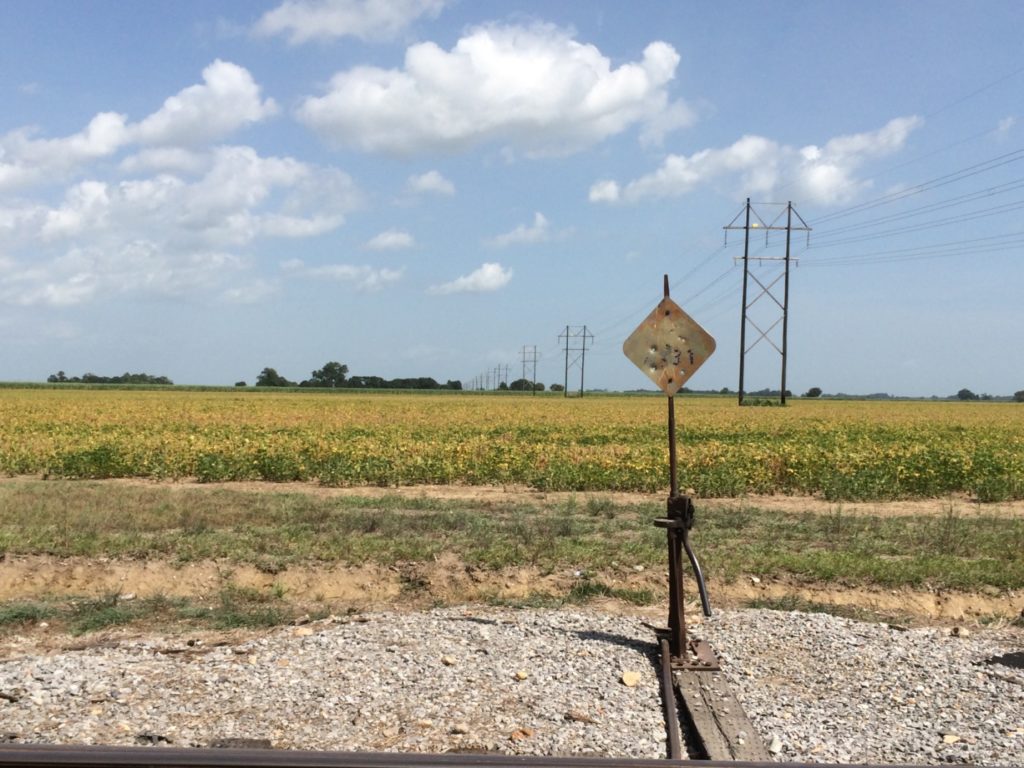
{"left": 1, "top": 387, "right": 1022, "bottom": 501}
{"left": 1, "top": 387, "right": 1023, "bottom": 635}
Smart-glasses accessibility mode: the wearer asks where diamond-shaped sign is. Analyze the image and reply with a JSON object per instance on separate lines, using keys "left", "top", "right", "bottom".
{"left": 623, "top": 297, "right": 716, "bottom": 395}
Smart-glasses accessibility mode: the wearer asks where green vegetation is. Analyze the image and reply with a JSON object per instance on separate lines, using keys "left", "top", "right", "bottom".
{"left": 2, "top": 481, "right": 1022, "bottom": 591}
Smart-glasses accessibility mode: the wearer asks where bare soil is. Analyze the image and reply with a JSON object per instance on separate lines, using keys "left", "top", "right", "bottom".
{"left": 81, "top": 478, "right": 1024, "bottom": 518}
{"left": 2, "top": 551, "right": 1021, "bottom": 625}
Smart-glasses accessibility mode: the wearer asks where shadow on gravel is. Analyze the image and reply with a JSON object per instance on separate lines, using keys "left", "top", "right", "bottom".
{"left": 987, "top": 650, "right": 1024, "bottom": 669}
{"left": 573, "top": 630, "right": 659, "bottom": 672}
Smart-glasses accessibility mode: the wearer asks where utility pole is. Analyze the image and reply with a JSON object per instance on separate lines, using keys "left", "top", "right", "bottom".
{"left": 558, "top": 325, "right": 594, "bottom": 397}
{"left": 724, "top": 200, "right": 809, "bottom": 405}
{"left": 519, "top": 344, "right": 538, "bottom": 395}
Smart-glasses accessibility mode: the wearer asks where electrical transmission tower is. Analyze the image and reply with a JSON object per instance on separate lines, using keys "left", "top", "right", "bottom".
{"left": 724, "top": 199, "right": 810, "bottom": 405}
{"left": 520, "top": 345, "right": 538, "bottom": 395}
{"left": 558, "top": 325, "right": 593, "bottom": 397}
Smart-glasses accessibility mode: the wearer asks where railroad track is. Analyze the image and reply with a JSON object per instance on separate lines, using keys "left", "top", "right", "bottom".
{"left": 0, "top": 744, "right": 975, "bottom": 768}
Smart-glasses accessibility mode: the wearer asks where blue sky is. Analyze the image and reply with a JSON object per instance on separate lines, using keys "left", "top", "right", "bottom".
{"left": 1, "top": 0, "right": 1021, "bottom": 396}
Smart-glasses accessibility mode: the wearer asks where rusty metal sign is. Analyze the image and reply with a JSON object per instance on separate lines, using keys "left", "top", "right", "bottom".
{"left": 623, "top": 295, "right": 716, "bottom": 396}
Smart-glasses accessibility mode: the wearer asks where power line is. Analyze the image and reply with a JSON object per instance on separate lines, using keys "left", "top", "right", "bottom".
{"left": 809, "top": 198, "right": 1024, "bottom": 248}
{"left": 811, "top": 177, "right": 1024, "bottom": 238}
{"left": 810, "top": 148, "right": 1024, "bottom": 226}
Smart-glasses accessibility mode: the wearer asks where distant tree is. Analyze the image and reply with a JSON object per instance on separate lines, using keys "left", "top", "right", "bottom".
{"left": 302, "top": 361, "right": 348, "bottom": 388}
{"left": 534, "top": 382, "right": 545, "bottom": 392}
{"left": 956, "top": 388, "right": 979, "bottom": 401}
{"left": 508, "top": 378, "right": 532, "bottom": 391}
{"left": 1015, "top": 390, "right": 1024, "bottom": 403}
{"left": 803, "top": 387, "right": 823, "bottom": 398}
{"left": 443, "top": 380, "right": 463, "bottom": 390}
{"left": 255, "top": 367, "right": 294, "bottom": 387}
{"left": 48, "top": 370, "right": 171, "bottom": 385}
{"left": 235, "top": 381, "right": 247, "bottom": 387}
{"left": 550, "top": 383, "right": 564, "bottom": 392}
{"left": 498, "top": 381, "right": 508, "bottom": 391}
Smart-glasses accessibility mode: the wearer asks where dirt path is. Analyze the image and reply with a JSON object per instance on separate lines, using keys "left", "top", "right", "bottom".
{"left": 58, "top": 477, "right": 1024, "bottom": 518}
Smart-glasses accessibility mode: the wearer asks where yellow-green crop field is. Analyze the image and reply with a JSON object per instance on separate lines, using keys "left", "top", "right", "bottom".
{"left": 0, "top": 388, "right": 1021, "bottom": 501}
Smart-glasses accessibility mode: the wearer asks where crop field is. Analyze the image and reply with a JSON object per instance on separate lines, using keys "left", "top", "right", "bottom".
{"left": 1, "top": 387, "right": 1021, "bottom": 501}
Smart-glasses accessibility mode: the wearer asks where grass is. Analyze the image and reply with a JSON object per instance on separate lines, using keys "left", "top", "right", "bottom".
{"left": 0, "top": 585, "right": 311, "bottom": 636}
{"left": 2, "top": 480, "right": 1023, "bottom": 634}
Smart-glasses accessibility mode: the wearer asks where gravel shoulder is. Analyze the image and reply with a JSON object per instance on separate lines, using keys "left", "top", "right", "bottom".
{"left": 1, "top": 607, "right": 1021, "bottom": 765}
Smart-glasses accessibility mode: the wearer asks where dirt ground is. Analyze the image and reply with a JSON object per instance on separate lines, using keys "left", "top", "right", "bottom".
{"left": 87, "top": 477, "right": 1024, "bottom": 518}
{"left": 2, "top": 482, "right": 1022, "bottom": 628}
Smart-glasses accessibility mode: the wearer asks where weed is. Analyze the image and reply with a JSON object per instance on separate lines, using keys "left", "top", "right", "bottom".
{"left": 0, "top": 602, "right": 55, "bottom": 626}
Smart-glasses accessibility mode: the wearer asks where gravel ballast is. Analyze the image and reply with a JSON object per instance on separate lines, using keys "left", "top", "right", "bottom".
{"left": 1, "top": 607, "right": 1021, "bottom": 765}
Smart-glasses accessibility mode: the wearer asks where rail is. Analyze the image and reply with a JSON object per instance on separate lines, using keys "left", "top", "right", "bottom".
{"left": 0, "top": 744, "right": 974, "bottom": 768}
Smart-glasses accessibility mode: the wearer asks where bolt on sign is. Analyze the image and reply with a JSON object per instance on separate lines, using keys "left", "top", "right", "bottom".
{"left": 623, "top": 294, "right": 716, "bottom": 395}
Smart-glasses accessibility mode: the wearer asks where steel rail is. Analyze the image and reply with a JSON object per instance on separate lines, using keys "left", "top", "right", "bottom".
{"left": 0, "top": 744, "right": 996, "bottom": 768}
{"left": 658, "top": 636, "right": 683, "bottom": 760}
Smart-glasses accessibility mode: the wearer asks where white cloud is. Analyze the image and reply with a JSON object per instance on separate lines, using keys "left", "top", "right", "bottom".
{"left": 283, "top": 258, "right": 404, "bottom": 291}
{"left": 296, "top": 24, "right": 687, "bottom": 155}
{"left": 429, "top": 262, "right": 512, "bottom": 294}
{"left": 487, "top": 212, "right": 550, "bottom": 247}
{"left": 254, "top": 0, "right": 447, "bottom": 44}
{"left": 222, "top": 279, "right": 278, "bottom": 304}
{"left": 0, "top": 242, "right": 246, "bottom": 308}
{"left": 594, "top": 116, "right": 923, "bottom": 206}
{"left": 997, "top": 116, "right": 1017, "bottom": 136}
{"left": 0, "top": 147, "right": 359, "bottom": 307}
{"left": 588, "top": 179, "right": 620, "bottom": 203}
{"left": 0, "top": 112, "right": 130, "bottom": 190}
{"left": 407, "top": 170, "right": 454, "bottom": 196}
{"left": 366, "top": 229, "right": 414, "bottom": 250}
{"left": 119, "top": 148, "right": 210, "bottom": 175}
{"left": 133, "top": 60, "right": 278, "bottom": 146}
{"left": 0, "top": 61, "right": 276, "bottom": 192}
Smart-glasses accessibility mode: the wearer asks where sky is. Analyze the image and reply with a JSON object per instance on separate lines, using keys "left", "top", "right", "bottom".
{"left": 1, "top": 0, "right": 1021, "bottom": 397}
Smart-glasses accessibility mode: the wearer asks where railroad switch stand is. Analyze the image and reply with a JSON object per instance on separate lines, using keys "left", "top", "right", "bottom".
{"left": 625, "top": 275, "right": 769, "bottom": 761}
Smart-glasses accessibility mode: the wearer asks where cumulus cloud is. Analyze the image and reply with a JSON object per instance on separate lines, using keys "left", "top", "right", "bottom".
{"left": 406, "top": 170, "right": 455, "bottom": 196}
{"left": 119, "top": 147, "right": 210, "bottom": 175}
{"left": 487, "top": 212, "right": 550, "bottom": 247}
{"left": 0, "top": 112, "right": 130, "bottom": 190}
{"left": 591, "top": 116, "right": 923, "bottom": 206}
{"left": 0, "top": 147, "right": 358, "bottom": 306}
{"left": 282, "top": 258, "right": 404, "bottom": 291}
{"left": 428, "top": 262, "right": 512, "bottom": 294}
{"left": 0, "top": 61, "right": 277, "bottom": 192}
{"left": 587, "top": 179, "right": 620, "bottom": 203}
{"left": 254, "top": 0, "right": 447, "bottom": 44}
{"left": 296, "top": 24, "right": 687, "bottom": 155}
{"left": 365, "top": 229, "right": 414, "bottom": 250}
{"left": 133, "top": 60, "right": 278, "bottom": 146}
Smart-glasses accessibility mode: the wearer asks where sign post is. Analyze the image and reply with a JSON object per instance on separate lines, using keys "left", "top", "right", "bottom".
{"left": 623, "top": 275, "right": 716, "bottom": 666}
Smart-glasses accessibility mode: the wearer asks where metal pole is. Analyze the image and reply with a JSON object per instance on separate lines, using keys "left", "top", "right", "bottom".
{"left": 738, "top": 198, "right": 751, "bottom": 406}
{"left": 781, "top": 202, "right": 792, "bottom": 405}
{"left": 531, "top": 346, "right": 537, "bottom": 396}
{"left": 563, "top": 325, "right": 569, "bottom": 397}
{"left": 579, "top": 326, "right": 588, "bottom": 397}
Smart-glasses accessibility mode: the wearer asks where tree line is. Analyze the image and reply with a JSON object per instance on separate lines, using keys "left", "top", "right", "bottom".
{"left": 47, "top": 371, "right": 173, "bottom": 385}
{"left": 248, "top": 362, "right": 462, "bottom": 391}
